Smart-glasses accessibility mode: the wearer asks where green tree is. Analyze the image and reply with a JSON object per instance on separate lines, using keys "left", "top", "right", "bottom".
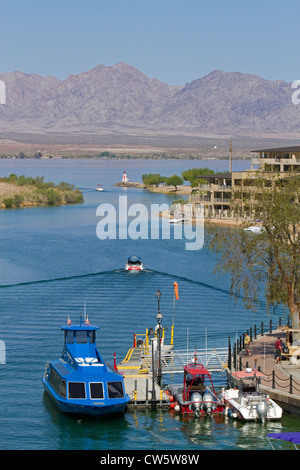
{"left": 206, "top": 172, "right": 300, "bottom": 334}
{"left": 165, "top": 174, "right": 184, "bottom": 190}
{"left": 142, "top": 173, "right": 167, "bottom": 187}
{"left": 182, "top": 168, "right": 215, "bottom": 187}
{"left": 46, "top": 188, "right": 61, "bottom": 205}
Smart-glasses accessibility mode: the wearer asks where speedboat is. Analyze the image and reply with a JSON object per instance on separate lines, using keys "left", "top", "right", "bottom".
{"left": 221, "top": 370, "right": 282, "bottom": 423}
{"left": 167, "top": 356, "right": 224, "bottom": 417}
{"left": 42, "top": 315, "right": 130, "bottom": 417}
{"left": 95, "top": 184, "right": 103, "bottom": 191}
{"left": 169, "top": 218, "right": 185, "bottom": 224}
{"left": 125, "top": 256, "right": 144, "bottom": 271}
{"left": 244, "top": 226, "right": 263, "bottom": 233}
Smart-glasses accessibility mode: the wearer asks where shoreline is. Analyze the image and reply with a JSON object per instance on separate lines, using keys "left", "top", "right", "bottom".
{"left": 114, "top": 181, "right": 192, "bottom": 195}
{"left": 0, "top": 180, "right": 83, "bottom": 209}
{"left": 160, "top": 209, "right": 243, "bottom": 226}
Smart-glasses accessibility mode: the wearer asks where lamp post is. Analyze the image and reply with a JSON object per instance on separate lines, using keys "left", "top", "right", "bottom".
{"left": 148, "top": 327, "right": 156, "bottom": 405}
{"left": 155, "top": 289, "right": 163, "bottom": 387}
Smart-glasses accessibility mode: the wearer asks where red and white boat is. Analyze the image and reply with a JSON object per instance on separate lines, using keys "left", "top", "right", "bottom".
{"left": 125, "top": 256, "right": 144, "bottom": 271}
{"left": 167, "top": 356, "right": 224, "bottom": 417}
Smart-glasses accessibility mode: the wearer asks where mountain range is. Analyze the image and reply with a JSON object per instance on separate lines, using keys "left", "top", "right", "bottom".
{"left": 0, "top": 62, "right": 300, "bottom": 152}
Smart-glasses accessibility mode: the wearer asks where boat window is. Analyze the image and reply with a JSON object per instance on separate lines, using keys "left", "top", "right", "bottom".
{"left": 49, "top": 367, "right": 61, "bottom": 395}
{"left": 107, "top": 381, "right": 124, "bottom": 399}
{"left": 59, "top": 380, "right": 66, "bottom": 398}
{"left": 88, "top": 330, "right": 95, "bottom": 343}
{"left": 90, "top": 382, "right": 104, "bottom": 399}
{"left": 66, "top": 330, "right": 74, "bottom": 344}
{"left": 68, "top": 382, "right": 86, "bottom": 399}
{"left": 76, "top": 331, "right": 88, "bottom": 344}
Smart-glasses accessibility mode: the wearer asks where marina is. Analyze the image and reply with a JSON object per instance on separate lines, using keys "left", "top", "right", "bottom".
{"left": 0, "top": 158, "right": 299, "bottom": 451}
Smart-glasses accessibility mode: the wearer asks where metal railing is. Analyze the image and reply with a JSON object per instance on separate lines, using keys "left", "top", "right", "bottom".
{"left": 228, "top": 316, "right": 300, "bottom": 396}
{"left": 141, "top": 347, "right": 228, "bottom": 375}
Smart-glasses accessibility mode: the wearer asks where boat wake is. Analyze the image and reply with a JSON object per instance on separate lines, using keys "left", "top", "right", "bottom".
{"left": 0, "top": 266, "right": 268, "bottom": 309}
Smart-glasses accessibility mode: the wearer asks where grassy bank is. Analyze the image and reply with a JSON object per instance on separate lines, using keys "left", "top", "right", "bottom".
{"left": 0, "top": 174, "right": 84, "bottom": 209}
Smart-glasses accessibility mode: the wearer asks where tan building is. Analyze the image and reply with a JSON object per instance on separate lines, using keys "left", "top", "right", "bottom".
{"left": 189, "top": 146, "right": 300, "bottom": 219}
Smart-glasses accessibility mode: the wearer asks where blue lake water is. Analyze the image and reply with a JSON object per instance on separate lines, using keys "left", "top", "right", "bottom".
{"left": 0, "top": 157, "right": 298, "bottom": 451}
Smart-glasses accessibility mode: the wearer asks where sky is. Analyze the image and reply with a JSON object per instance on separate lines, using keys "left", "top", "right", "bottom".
{"left": 0, "top": 0, "right": 299, "bottom": 85}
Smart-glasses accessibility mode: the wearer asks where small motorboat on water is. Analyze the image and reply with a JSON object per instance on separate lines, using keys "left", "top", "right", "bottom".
{"left": 221, "top": 370, "right": 282, "bottom": 423}
{"left": 167, "top": 356, "right": 224, "bottom": 417}
{"left": 244, "top": 226, "right": 263, "bottom": 233}
{"left": 125, "top": 256, "right": 144, "bottom": 271}
{"left": 95, "top": 184, "right": 103, "bottom": 191}
{"left": 42, "top": 315, "right": 130, "bottom": 417}
{"left": 169, "top": 218, "right": 185, "bottom": 224}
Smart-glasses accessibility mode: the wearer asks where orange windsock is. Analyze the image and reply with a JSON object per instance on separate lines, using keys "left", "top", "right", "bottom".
{"left": 173, "top": 282, "right": 179, "bottom": 300}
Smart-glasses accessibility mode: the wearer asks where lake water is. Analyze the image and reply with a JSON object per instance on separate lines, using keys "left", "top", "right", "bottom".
{"left": 0, "top": 157, "right": 298, "bottom": 451}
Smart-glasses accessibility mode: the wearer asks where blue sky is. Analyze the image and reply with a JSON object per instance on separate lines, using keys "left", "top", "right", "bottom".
{"left": 0, "top": 0, "right": 299, "bottom": 84}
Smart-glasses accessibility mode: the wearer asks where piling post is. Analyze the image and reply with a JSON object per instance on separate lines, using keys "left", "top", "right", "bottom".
{"left": 134, "top": 380, "right": 137, "bottom": 407}
{"left": 146, "top": 379, "right": 149, "bottom": 407}
{"left": 228, "top": 336, "right": 231, "bottom": 370}
{"left": 233, "top": 343, "right": 236, "bottom": 371}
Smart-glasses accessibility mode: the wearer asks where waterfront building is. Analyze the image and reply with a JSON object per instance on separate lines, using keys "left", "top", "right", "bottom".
{"left": 189, "top": 146, "right": 300, "bottom": 220}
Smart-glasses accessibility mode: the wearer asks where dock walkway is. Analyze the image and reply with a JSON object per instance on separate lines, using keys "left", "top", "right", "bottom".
{"left": 117, "top": 345, "right": 171, "bottom": 409}
{"left": 228, "top": 330, "right": 300, "bottom": 415}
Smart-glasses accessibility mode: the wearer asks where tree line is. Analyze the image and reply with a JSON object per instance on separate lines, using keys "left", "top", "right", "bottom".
{"left": 142, "top": 167, "right": 215, "bottom": 190}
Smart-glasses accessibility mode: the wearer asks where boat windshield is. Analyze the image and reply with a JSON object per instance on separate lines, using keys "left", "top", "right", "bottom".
{"left": 65, "top": 330, "right": 95, "bottom": 344}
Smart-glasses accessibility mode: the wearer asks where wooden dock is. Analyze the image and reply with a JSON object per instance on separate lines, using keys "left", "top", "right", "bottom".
{"left": 117, "top": 345, "right": 171, "bottom": 409}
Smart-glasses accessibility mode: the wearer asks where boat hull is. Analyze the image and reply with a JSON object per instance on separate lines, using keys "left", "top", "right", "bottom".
{"left": 126, "top": 266, "right": 143, "bottom": 271}
{"left": 43, "top": 381, "right": 129, "bottom": 417}
{"left": 222, "top": 390, "right": 282, "bottom": 421}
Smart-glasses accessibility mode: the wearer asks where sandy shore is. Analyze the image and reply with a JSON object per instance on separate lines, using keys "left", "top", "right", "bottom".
{"left": 160, "top": 209, "right": 243, "bottom": 226}
{"left": 115, "top": 181, "right": 192, "bottom": 195}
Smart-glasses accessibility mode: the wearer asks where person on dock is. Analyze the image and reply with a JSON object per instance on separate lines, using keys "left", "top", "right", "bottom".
{"left": 275, "top": 337, "right": 282, "bottom": 364}
{"left": 244, "top": 333, "right": 251, "bottom": 356}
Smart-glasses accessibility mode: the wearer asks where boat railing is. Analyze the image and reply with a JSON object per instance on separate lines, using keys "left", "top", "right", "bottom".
{"left": 141, "top": 348, "right": 228, "bottom": 374}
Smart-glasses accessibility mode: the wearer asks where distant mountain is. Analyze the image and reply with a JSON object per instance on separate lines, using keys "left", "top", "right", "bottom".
{"left": 0, "top": 63, "right": 299, "bottom": 139}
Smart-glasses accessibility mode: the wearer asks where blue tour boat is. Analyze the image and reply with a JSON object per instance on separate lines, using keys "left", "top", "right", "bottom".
{"left": 42, "top": 315, "right": 130, "bottom": 417}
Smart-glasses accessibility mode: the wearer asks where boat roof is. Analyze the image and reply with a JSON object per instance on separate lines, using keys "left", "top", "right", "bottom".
{"left": 232, "top": 370, "right": 266, "bottom": 379}
{"left": 60, "top": 323, "right": 99, "bottom": 331}
{"left": 184, "top": 363, "right": 211, "bottom": 376}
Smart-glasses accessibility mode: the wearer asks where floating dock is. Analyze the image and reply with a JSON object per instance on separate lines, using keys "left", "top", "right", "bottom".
{"left": 117, "top": 332, "right": 173, "bottom": 409}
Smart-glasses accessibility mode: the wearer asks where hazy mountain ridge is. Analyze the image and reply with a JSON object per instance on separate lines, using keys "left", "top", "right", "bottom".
{"left": 0, "top": 62, "right": 299, "bottom": 139}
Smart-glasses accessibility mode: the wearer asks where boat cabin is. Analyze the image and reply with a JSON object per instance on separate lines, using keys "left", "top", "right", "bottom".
{"left": 42, "top": 318, "right": 130, "bottom": 416}
{"left": 183, "top": 363, "right": 216, "bottom": 401}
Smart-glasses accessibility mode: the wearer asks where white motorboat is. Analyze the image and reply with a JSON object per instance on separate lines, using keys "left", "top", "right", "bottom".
{"left": 125, "top": 256, "right": 144, "bottom": 271}
{"left": 222, "top": 370, "right": 282, "bottom": 423}
{"left": 244, "top": 226, "right": 263, "bottom": 233}
{"left": 95, "top": 184, "right": 103, "bottom": 191}
{"left": 169, "top": 218, "right": 185, "bottom": 224}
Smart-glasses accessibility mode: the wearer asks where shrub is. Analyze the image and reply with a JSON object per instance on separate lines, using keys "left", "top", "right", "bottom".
{"left": 13, "top": 195, "right": 24, "bottom": 207}
{"left": 3, "top": 198, "right": 14, "bottom": 208}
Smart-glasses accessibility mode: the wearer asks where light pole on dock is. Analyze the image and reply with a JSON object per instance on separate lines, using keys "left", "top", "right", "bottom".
{"left": 155, "top": 289, "right": 163, "bottom": 387}
{"left": 148, "top": 327, "right": 156, "bottom": 405}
